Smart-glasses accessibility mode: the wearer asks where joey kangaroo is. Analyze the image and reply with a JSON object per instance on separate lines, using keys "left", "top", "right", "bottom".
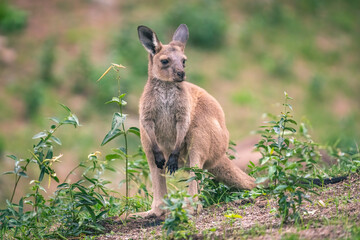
{"left": 137, "top": 24, "right": 256, "bottom": 218}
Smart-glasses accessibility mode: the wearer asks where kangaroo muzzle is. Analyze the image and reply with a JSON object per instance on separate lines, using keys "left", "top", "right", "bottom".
{"left": 174, "top": 70, "right": 185, "bottom": 82}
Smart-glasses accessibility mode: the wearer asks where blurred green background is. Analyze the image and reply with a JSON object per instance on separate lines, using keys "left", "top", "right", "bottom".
{"left": 0, "top": 0, "right": 359, "bottom": 202}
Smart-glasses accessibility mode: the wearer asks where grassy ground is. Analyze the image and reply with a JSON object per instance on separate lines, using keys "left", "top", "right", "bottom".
{"left": 98, "top": 174, "right": 360, "bottom": 239}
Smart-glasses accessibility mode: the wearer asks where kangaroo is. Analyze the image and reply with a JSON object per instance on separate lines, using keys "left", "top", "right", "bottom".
{"left": 137, "top": 24, "right": 256, "bottom": 218}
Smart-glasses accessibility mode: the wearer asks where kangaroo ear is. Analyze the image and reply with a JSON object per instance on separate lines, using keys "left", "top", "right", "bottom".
{"left": 138, "top": 25, "right": 162, "bottom": 55}
{"left": 172, "top": 24, "right": 189, "bottom": 46}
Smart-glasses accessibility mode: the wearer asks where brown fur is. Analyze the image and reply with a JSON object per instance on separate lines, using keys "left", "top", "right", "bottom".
{"left": 136, "top": 24, "right": 256, "bottom": 218}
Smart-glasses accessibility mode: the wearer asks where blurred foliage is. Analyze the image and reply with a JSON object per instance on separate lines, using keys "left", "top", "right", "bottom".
{"left": 24, "top": 82, "right": 44, "bottom": 120}
{"left": 231, "top": 90, "right": 256, "bottom": 106}
{"left": 0, "top": 1, "right": 27, "bottom": 34}
{"left": 114, "top": 23, "right": 149, "bottom": 93}
{"left": 69, "top": 50, "right": 95, "bottom": 95}
{"left": 166, "top": 0, "right": 227, "bottom": 49}
{"left": 39, "top": 38, "right": 57, "bottom": 85}
{"left": 308, "top": 75, "right": 325, "bottom": 101}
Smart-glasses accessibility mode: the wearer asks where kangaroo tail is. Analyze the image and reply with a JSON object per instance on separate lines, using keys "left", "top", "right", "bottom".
{"left": 302, "top": 175, "right": 348, "bottom": 186}
{"left": 207, "top": 155, "right": 256, "bottom": 190}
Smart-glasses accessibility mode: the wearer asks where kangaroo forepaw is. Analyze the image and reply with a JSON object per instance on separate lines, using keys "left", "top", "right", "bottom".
{"left": 153, "top": 151, "right": 165, "bottom": 169}
{"left": 166, "top": 152, "right": 179, "bottom": 175}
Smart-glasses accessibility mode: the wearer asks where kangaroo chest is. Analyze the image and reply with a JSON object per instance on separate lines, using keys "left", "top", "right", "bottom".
{"left": 152, "top": 82, "right": 184, "bottom": 148}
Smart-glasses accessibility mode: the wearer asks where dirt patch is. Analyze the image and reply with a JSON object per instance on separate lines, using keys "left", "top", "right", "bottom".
{"left": 95, "top": 174, "right": 360, "bottom": 239}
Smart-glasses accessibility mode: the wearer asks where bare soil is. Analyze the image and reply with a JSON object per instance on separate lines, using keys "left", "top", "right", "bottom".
{"left": 96, "top": 174, "right": 360, "bottom": 240}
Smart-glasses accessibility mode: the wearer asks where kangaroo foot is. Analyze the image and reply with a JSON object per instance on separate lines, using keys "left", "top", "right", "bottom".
{"left": 129, "top": 208, "right": 166, "bottom": 220}
{"left": 166, "top": 151, "right": 179, "bottom": 175}
{"left": 153, "top": 150, "right": 166, "bottom": 169}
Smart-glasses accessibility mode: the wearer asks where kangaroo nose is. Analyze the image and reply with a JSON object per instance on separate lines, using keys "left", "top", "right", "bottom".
{"left": 177, "top": 71, "right": 185, "bottom": 79}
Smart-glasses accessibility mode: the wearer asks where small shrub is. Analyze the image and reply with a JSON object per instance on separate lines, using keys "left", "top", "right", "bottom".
{"left": 184, "top": 167, "right": 255, "bottom": 208}
{"left": 250, "top": 92, "right": 321, "bottom": 223}
{"left": 162, "top": 190, "right": 197, "bottom": 238}
{"left": 98, "top": 63, "right": 149, "bottom": 216}
{"left": 325, "top": 145, "right": 360, "bottom": 176}
{"left": 0, "top": 1, "right": 27, "bottom": 34}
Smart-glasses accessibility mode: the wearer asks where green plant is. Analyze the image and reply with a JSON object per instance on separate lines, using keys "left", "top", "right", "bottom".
{"left": 184, "top": 167, "right": 258, "bottom": 208}
{"left": 0, "top": 104, "right": 131, "bottom": 239}
{"left": 325, "top": 143, "right": 360, "bottom": 176}
{"left": 250, "top": 92, "right": 321, "bottom": 223}
{"left": 118, "top": 147, "right": 151, "bottom": 200}
{"left": 224, "top": 211, "right": 242, "bottom": 227}
{"left": 162, "top": 190, "right": 197, "bottom": 238}
{"left": 98, "top": 63, "right": 146, "bottom": 217}
{"left": 0, "top": 104, "right": 81, "bottom": 239}
{"left": 0, "top": 1, "right": 27, "bottom": 33}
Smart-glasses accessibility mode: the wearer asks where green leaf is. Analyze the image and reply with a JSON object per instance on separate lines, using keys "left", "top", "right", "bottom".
{"left": 255, "top": 177, "right": 268, "bottom": 184}
{"left": 96, "top": 210, "right": 108, "bottom": 220}
{"left": 7, "top": 155, "right": 18, "bottom": 161}
{"left": 111, "top": 112, "right": 126, "bottom": 132}
{"left": 32, "top": 131, "right": 47, "bottom": 139}
{"left": 127, "top": 127, "right": 140, "bottom": 137}
{"left": 268, "top": 165, "right": 276, "bottom": 177}
{"left": 260, "top": 157, "right": 270, "bottom": 165}
{"left": 51, "top": 136, "right": 62, "bottom": 145}
{"left": 38, "top": 185, "right": 47, "bottom": 193}
{"left": 105, "top": 97, "right": 120, "bottom": 105}
{"left": 62, "top": 114, "right": 80, "bottom": 127}
{"left": 105, "top": 153, "right": 122, "bottom": 160}
{"left": 48, "top": 117, "right": 60, "bottom": 123}
{"left": 18, "top": 171, "right": 28, "bottom": 177}
{"left": 287, "top": 104, "right": 293, "bottom": 110}
{"left": 275, "top": 184, "right": 288, "bottom": 191}
{"left": 59, "top": 103, "right": 71, "bottom": 113}
{"left": 71, "top": 114, "right": 80, "bottom": 127}
{"left": 19, "top": 198, "right": 24, "bottom": 216}
{"left": 101, "top": 129, "right": 124, "bottom": 146}
{"left": 286, "top": 119, "right": 297, "bottom": 125}
{"left": 39, "top": 167, "right": 46, "bottom": 182}
{"left": 284, "top": 127, "right": 296, "bottom": 133}
{"left": 106, "top": 97, "right": 127, "bottom": 106}
{"left": 57, "top": 183, "right": 69, "bottom": 188}
{"left": 113, "top": 147, "right": 127, "bottom": 155}
{"left": 3, "top": 171, "right": 15, "bottom": 175}
{"left": 273, "top": 126, "right": 280, "bottom": 134}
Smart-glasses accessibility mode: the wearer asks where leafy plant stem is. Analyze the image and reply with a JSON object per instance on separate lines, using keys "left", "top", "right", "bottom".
{"left": 10, "top": 167, "right": 25, "bottom": 203}
{"left": 118, "top": 76, "right": 129, "bottom": 213}
{"left": 63, "top": 164, "right": 81, "bottom": 184}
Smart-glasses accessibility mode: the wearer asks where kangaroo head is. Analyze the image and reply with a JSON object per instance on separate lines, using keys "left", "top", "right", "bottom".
{"left": 138, "top": 24, "right": 189, "bottom": 82}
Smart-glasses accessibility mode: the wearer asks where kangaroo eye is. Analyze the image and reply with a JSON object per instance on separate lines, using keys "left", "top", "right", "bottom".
{"left": 182, "top": 59, "right": 186, "bottom": 66}
{"left": 161, "top": 59, "right": 169, "bottom": 65}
